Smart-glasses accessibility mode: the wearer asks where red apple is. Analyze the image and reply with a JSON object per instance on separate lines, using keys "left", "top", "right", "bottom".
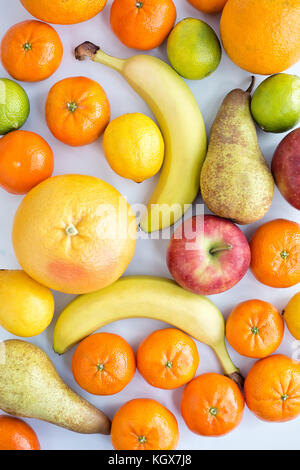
{"left": 166, "top": 215, "right": 251, "bottom": 295}
{"left": 272, "top": 127, "right": 300, "bottom": 210}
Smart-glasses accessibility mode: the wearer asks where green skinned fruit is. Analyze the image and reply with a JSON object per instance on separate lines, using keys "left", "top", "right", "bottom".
{"left": 167, "top": 18, "right": 221, "bottom": 80}
{"left": 0, "top": 78, "right": 30, "bottom": 135}
{"left": 200, "top": 78, "right": 274, "bottom": 225}
{"left": 0, "top": 340, "right": 111, "bottom": 434}
{"left": 251, "top": 74, "right": 300, "bottom": 133}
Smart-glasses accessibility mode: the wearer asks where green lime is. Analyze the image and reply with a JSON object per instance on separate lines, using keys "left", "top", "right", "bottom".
{"left": 0, "top": 78, "right": 30, "bottom": 135}
{"left": 251, "top": 74, "right": 300, "bottom": 133}
{"left": 167, "top": 18, "right": 221, "bottom": 80}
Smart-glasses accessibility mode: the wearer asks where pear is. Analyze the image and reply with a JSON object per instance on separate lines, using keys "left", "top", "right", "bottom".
{"left": 200, "top": 78, "right": 274, "bottom": 224}
{"left": 0, "top": 340, "right": 111, "bottom": 434}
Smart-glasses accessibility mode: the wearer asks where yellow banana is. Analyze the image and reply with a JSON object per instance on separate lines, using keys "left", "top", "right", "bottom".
{"left": 75, "top": 43, "right": 207, "bottom": 233}
{"left": 53, "top": 276, "right": 242, "bottom": 385}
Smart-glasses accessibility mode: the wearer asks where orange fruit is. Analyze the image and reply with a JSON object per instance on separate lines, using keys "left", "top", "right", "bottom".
{"left": 0, "top": 415, "right": 40, "bottom": 450}
{"left": 187, "top": 0, "right": 228, "bottom": 14}
{"left": 226, "top": 300, "right": 284, "bottom": 359}
{"left": 220, "top": 0, "right": 300, "bottom": 75}
{"left": 111, "top": 399, "right": 179, "bottom": 450}
{"left": 20, "top": 0, "right": 107, "bottom": 25}
{"left": 0, "top": 130, "right": 54, "bottom": 195}
{"left": 181, "top": 373, "right": 245, "bottom": 436}
{"left": 245, "top": 355, "right": 300, "bottom": 422}
{"left": 250, "top": 219, "right": 300, "bottom": 288}
{"left": 46, "top": 76, "right": 110, "bottom": 147}
{"left": 72, "top": 333, "right": 136, "bottom": 395}
{"left": 12, "top": 174, "right": 137, "bottom": 294}
{"left": 137, "top": 328, "right": 199, "bottom": 389}
{"left": 110, "top": 0, "right": 177, "bottom": 51}
{"left": 1, "top": 20, "right": 63, "bottom": 82}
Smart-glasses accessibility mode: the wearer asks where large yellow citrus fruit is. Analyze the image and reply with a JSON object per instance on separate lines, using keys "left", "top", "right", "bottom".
{"left": 20, "top": 0, "right": 107, "bottom": 25}
{"left": 220, "top": 0, "right": 300, "bottom": 75}
{"left": 12, "top": 175, "right": 136, "bottom": 294}
{"left": 103, "top": 113, "right": 164, "bottom": 183}
{"left": 0, "top": 270, "right": 54, "bottom": 337}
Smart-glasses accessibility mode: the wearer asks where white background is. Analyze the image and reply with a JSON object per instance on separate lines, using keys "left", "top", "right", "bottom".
{"left": 0, "top": 0, "right": 299, "bottom": 451}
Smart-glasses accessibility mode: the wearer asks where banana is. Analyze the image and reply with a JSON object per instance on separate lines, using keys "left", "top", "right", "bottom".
{"left": 75, "top": 42, "right": 207, "bottom": 233}
{"left": 53, "top": 276, "right": 242, "bottom": 386}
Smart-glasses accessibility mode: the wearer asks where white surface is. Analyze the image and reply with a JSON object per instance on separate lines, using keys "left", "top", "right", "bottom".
{"left": 0, "top": 0, "right": 299, "bottom": 451}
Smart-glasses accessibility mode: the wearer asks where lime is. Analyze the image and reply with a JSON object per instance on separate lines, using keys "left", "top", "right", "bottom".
{"left": 251, "top": 74, "right": 300, "bottom": 133}
{"left": 167, "top": 18, "right": 221, "bottom": 80}
{"left": 0, "top": 78, "right": 30, "bottom": 135}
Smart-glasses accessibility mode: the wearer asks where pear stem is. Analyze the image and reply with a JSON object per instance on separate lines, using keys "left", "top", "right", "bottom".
{"left": 75, "top": 41, "right": 125, "bottom": 73}
{"left": 246, "top": 76, "right": 255, "bottom": 94}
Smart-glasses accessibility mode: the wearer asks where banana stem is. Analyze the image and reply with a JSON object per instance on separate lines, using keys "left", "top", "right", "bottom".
{"left": 93, "top": 49, "right": 125, "bottom": 73}
{"left": 75, "top": 41, "right": 125, "bottom": 73}
{"left": 212, "top": 341, "right": 244, "bottom": 390}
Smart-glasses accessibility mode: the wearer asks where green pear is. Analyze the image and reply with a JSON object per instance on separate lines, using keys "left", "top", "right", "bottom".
{"left": 0, "top": 340, "right": 111, "bottom": 434}
{"left": 200, "top": 78, "right": 274, "bottom": 224}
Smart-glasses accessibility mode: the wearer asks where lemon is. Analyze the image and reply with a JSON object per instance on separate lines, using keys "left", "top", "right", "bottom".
{"left": 0, "top": 78, "right": 30, "bottom": 135}
{"left": 283, "top": 292, "right": 300, "bottom": 340}
{"left": 0, "top": 270, "right": 54, "bottom": 337}
{"left": 103, "top": 113, "right": 164, "bottom": 183}
{"left": 167, "top": 18, "right": 221, "bottom": 80}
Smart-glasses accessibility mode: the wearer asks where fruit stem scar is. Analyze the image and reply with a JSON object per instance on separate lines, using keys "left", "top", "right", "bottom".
{"left": 138, "top": 435, "right": 147, "bottom": 443}
{"left": 97, "top": 363, "right": 104, "bottom": 371}
{"left": 209, "top": 407, "right": 218, "bottom": 417}
{"left": 281, "top": 394, "right": 288, "bottom": 402}
{"left": 209, "top": 244, "right": 232, "bottom": 255}
{"left": 136, "top": 1, "right": 143, "bottom": 7}
{"left": 251, "top": 326, "right": 259, "bottom": 335}
{"left": 165, "top": 360, "right": 173, "bottom": 368}
{"left": 280, "top": 250, "right": 289, "bottom": 259}
{"left": 65, "top": 224, "right": 78, "bottom": 237}
{"left": 67, "top": 102, "right": 78, "bottom": 113}
{"left": 23, "top": 42, "right": 32, "bottom": 51}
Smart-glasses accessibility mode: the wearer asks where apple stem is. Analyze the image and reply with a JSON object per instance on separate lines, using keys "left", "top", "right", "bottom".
{"left": 209, "top": 244, "right": 232, "bottom": 255}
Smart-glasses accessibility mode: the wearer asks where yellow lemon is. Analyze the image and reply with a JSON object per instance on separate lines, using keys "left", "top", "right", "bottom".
{"left": 283, "top": 292, "right": 300, "bottom": 340}
{"left": 0, "top": 270, "right": 54, "bottom": 337}
{"left": 103, "top": 113, "right": 164, "bottom": 183}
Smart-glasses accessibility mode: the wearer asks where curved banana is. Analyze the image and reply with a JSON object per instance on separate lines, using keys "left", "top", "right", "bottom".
{"left": 75, "top": 42, "right": 207, "bottom": 233}
{"left": 53, "top": 276, "right": 242, "bottom": 385}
